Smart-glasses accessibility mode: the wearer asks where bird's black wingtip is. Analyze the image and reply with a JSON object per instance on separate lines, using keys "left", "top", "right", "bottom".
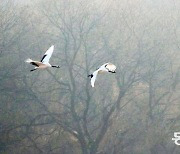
{"left": 88, "top": 74, "right": 93, "bottom": 78}
{"left": 109, "top": 71, "right": 116, "bottom": 73}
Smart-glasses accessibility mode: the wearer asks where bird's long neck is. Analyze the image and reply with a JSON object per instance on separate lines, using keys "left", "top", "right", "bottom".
{"left": 51, "top": 65, "right": 60, "bottom": 68}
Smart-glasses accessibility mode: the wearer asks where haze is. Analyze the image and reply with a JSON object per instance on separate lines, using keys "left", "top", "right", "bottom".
{"left": 0, "top": 0, "right": 180, "bottom": 153}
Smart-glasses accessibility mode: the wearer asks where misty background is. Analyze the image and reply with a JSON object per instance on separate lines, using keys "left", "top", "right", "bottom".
{"left": 0, "top": 0, "right": 180, "bottom": 153}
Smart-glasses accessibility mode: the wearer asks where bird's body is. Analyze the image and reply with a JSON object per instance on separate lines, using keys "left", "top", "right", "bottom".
{"left": 88, "top": 63, "right": 116, "bottom": 87}
{"left": 25, "top": 45, "right": 60, "bottom": 71}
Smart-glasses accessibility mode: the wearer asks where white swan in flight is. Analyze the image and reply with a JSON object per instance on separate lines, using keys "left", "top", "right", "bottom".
{"left": 88, "top": 63, "right": 116, "bottom": 87}
{"left": 25, "top": 45, "right": 60, "bottom": 72}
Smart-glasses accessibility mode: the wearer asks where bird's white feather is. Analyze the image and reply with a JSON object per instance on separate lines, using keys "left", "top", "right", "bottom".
{"left": 25, "top": 58, "right": 33, "bottom": 63}
{"left": 91, "top": 70, "right": 98, "bottom": 87}
{"left": 89, "top": 63, "right": 116, "bottom": 87}
{"left": 99, "top": 64, "right": 109, "bottom": 72}
{"left": 41, "top": 45, "right": 54, "bottom": 64}
{"left": 105, "top": 63, "right": 116, "bottom": 72}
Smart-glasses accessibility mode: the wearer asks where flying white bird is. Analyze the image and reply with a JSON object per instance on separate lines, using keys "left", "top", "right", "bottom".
{"left": 88, "top": 63, "right": 116, "bottom": 87}
{"left": 25, "top": 45, "right": 60, "bottom": 72}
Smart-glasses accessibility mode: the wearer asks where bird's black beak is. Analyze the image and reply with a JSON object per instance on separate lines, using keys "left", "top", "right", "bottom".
{"left": 52, "top": 65, "right": 60, "bottom": 68}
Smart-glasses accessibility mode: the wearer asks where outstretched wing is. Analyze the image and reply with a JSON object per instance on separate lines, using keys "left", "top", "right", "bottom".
{"left": 41, "top": 45, "right": 54, "bottom": 64}
{"left": 98, "top": 63, "right": 109, "bottom": 72}
{"left": 105, "top": 63, "right": 116, "bottom": 72}
{"left": 91, "top": 70, "right": 98, "bottom": 87}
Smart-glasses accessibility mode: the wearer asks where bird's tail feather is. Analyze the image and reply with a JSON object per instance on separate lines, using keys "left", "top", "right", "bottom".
{"left": 25, "top": 58, "right": 33, "bottom": 63}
